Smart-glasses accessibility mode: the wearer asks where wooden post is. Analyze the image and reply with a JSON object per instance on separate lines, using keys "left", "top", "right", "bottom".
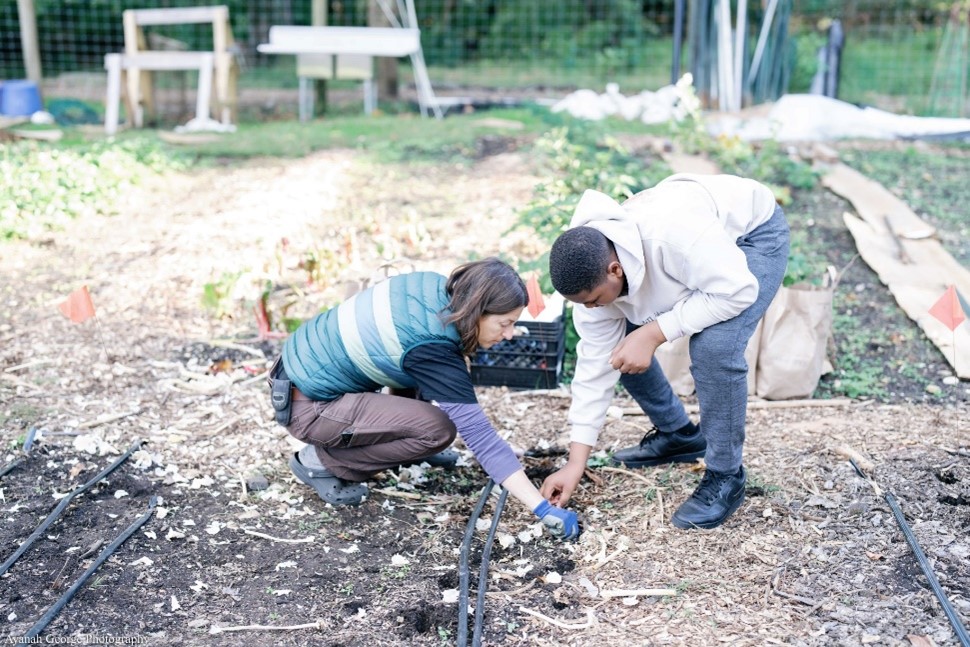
{"left": 368, "top": 0, "right": 398, "bottom": 100}
{"left": 16, "top": 0, "right": 43, "bottom": 86}
{"left": 211, "top": 5, "right": 236, "bottom": 123}
{"left": 123, "top": 10, "right": 152, "bottom": 127}
{"left": 312, "top": 0, "right": 328, "bottom": 115}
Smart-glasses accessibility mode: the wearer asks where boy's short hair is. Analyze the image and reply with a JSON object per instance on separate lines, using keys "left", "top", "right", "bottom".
{"left": 549, "top": 226, "right": 612, "bottom": 296}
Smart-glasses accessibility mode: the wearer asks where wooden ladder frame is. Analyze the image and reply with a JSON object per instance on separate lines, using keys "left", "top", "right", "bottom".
{"left": 120, "top": 5, "right": 238, "bottom": 127}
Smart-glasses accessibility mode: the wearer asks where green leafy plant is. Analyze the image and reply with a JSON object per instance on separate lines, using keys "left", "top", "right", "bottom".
{"left": 437, "top": 627, "right": 452, "bottom": 644}
{"left": 201, "top": 271, "right": 245, "bottom": 319}
{"left": 0, "top": 138, "right": 189, "bottom": 240}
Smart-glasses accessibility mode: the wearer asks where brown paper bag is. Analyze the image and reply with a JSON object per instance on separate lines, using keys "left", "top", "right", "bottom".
{"left": 654, "top": 335, "right": 695, "bottom": 397}
{"left": 755, "top": 268, "right": 837, "bottom": 400}
{"left": 654, "top": 321, "right": 763, "bottom": 397}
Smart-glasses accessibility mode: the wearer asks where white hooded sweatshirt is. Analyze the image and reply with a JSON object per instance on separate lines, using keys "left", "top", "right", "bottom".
{"left": 567, "top": 173, "right": 778, "bottom": 447}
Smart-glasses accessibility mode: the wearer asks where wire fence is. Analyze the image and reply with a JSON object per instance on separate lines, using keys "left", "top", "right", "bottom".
{"left": 0, "top": 0, "right": 967, "bottom": 118}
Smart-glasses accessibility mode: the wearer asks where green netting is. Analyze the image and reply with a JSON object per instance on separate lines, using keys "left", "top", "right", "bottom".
{"left": 0, "top": 0, "right": 965, "bottom": 117}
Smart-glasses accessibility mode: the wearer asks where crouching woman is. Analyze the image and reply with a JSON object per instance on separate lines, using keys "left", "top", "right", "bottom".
{"left": 268, "top": 258, "right": 579, "bottom": 541}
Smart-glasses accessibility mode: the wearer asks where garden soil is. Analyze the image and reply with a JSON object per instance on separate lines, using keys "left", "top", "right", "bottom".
{"left": 0, "top": 139, "right": 968, "bottom": 647}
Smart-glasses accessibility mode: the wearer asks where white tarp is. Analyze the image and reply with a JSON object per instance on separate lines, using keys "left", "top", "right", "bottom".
{"left": 551, "top": 75, "right": 700, "bottom": 125}
{"left": 551, "top": 83, "right": 970, "bottom": 142}
{"left": 706, "top": 94, "right": 970, "bottom": 142}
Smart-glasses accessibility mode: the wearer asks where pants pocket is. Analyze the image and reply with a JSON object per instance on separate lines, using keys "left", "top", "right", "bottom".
{"left": 287, "top": 399, "right": 354, "bottom": 449}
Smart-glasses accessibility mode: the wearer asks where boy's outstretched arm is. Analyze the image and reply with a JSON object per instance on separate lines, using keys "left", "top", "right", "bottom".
{"left": 540, "top": 442, "right": 593, "bottom": 506}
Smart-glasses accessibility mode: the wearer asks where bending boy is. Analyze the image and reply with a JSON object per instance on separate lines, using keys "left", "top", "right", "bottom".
{"left": 540, "top": 174, "right": 789, "bottom": 529}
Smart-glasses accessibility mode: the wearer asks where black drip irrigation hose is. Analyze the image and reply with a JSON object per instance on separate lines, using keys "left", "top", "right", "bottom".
{"left": 850, "top": 459, "right": 970, "bottom": 647}
{"left": 472, "top": 487, "right": 508, "bottom": 647}
{"left": 23, "top": 496, "right": 159, "bottom": 639}
{"left": 457, "top": 479, "right": 494, "bottom": 647}
{"left": 0, "top": 427, "right": 38, "bottom": 479}
{"left": 885, "top": 492, "right": 970, "bottom": 646}
{"left": 0, "top": 437, "right": 145, "bottom": 576}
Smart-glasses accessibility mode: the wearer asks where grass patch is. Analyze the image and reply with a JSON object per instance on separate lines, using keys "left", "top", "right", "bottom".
{"left": 138, "top": 106, "right": 558, "bottom": 161}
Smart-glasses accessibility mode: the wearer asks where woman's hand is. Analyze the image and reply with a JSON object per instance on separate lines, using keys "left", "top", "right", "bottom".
{"left": 533, "top": 500, "right": 581, "bottom": 540}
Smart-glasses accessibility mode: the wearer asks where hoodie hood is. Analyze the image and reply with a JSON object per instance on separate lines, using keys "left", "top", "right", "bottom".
{"left": 570, "top": 190, "right": 646, "bottom": 297}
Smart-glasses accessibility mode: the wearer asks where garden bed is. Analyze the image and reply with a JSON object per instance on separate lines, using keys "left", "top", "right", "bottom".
{"left": 0, "top": 132, "right": 967, "bottom": 645}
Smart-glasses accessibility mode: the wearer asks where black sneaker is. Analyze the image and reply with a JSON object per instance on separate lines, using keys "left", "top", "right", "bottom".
{"left": 610, "top": 426, "right": 706, "bottom": 468}
{"left": 671, "top": 466, "right": 746, "bottom": 530}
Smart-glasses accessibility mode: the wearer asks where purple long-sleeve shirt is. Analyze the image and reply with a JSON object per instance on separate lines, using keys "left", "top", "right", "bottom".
{"left": 403, "top": 343, "right": 521, "bottom": 483}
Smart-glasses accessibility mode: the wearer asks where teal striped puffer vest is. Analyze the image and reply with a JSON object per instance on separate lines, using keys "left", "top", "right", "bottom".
{"left": 282, "top": 272, "right": 461, "bottom": 400}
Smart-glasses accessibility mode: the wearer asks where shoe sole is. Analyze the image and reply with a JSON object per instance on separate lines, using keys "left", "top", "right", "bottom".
{"left": 289, "top": 455, "right": 367, "bottom": 506}
{"left": 611, "top": 449, "right": 706, "bottom": 469}
{"left": 671, "top": 490, "right": 745, "bottom": 530}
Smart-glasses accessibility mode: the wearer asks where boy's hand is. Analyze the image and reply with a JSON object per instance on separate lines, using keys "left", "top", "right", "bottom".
{"left": 610, "top": 321, "right": 666, "bottom": 374}
{"left": 540, "top": 462, "right": 585, "bottom": 507}
{"left": 533, "top": 500, "right": 581, "bottom": 540}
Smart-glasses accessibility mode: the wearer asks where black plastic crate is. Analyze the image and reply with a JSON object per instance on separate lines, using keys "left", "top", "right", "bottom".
{"left": 470, "top": 316, "right": 566, "bottom": 390}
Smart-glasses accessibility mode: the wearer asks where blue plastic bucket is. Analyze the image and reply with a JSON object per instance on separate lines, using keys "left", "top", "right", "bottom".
{"left": 0, "top": 80, "right": 42, "bottom": 116}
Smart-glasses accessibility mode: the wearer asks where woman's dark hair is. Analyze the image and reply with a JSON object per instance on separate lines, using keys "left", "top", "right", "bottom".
{"left": 444, "top": 258, "right": 527, "bottom": 354}
{"left": 549, "top": 226, "right": 613, "bottom": 295}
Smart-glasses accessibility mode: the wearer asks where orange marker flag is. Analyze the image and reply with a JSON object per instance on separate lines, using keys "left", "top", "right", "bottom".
{"left": 928, "top": 285, "right": 967, "bottom": 331}
{"left": 526, "top": 274, "right": 545, "bottom": 319}
{"left": 58, "top": 285, "right": 97, "bottom": 323}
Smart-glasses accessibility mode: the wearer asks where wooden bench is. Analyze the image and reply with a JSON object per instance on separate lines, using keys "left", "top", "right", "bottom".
{"left": 258, "top": 25, "right": 441, "bottom": 118}
{"left": 296, "top": 53, "right": 375, "bottom": 120}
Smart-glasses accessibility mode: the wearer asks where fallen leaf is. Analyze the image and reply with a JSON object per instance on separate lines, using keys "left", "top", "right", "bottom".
{"left": 906, "top": 635, "right": 935, "bottom": 647}
{"left": 190, "top": 477, "right": 214, "bottom": 490}
{"left": 442, "top": 589, "right": 459, "bottom": 604}
{"left": 578, "top": 577, "right": 599, "bottom": 597}
{"left": 131, "top": 450, "right": 154, "bottom": 469}
{"left": 805, "top": 495, "right": 839, "bottom": 509}
{"left": 209, "top": 359, "right": 233, "bottom": 374}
